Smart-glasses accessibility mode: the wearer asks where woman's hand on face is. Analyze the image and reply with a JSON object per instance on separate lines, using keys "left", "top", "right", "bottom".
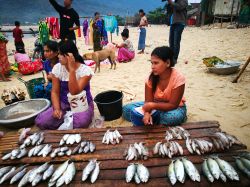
{"left": 66, "top": 53, "right": 75, "bottom": 72}
{"left": 143, "top": 112, "right": 153, "bottom": 125}
{"left": 53, "top": 109, "right": 62, "bottom": 119}
{"left": 143, "top": 102, "right": 154, "bottom": 112}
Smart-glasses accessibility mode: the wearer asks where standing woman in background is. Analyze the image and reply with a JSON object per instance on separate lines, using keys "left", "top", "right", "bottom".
{"left": 138, "top": 9, "right": 148, "bottom": 54}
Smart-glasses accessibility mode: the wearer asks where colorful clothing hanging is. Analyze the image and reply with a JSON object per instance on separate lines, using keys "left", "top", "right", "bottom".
{"left": 39, "top": 21, "right": 49, "bottom": 45}
{"left": 46, "top": 17, "right": 60, "bottom": 39}
{"left": 104, "top": 16, "right": 119, "bottom": 36}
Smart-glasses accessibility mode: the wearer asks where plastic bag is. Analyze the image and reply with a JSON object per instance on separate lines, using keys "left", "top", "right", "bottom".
{"left": 58, "top": 111, "right": 73, "bottom": 130}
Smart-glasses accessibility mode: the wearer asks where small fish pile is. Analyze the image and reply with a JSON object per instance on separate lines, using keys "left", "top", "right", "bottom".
{"left": 20, "top": 132, "right": 45, "bottom": 148}
{"left": 210, "top": 132, "right": 242, "bottom": 151}
{"left": 124, "top": 142, "right": 149, "bottom": 160}
{"left": 82, "top": 159, "right": 100, "bottom": 183}
{"left": 59, "top": 134, "right": 81, "bottom": 146}
{"left": 2, "top": 147, "right": 28, "bottom": 160}
{"left": 126, "top": 163, "right": 150, "bottom": 184}
{"left": 153, "top": 141, "right": 183, "bottom": 158}
{"left": 50, "top": 147, "right": 72, "bottom": 158}
{"left": 18, "top": 128, "right": 31, "bottom": 144}
{"left": 186, "top": 138, "right": 213, "bottom": 155}
{"left": 48, "top": 160, "right": 76, "bottom": 187}
{"left": 28, "top": 144, "right": 53, "bottom": 157}
{"left": 168, "top": 158, "right": 200, "bottom": 185}
{"left": 102, "top": 129, "right": 123, "bottom": 144}
{"left": 202, "top": 156, "right": 239, "bottom": 183}
{"left": 165, "top": 126, "right": 190, "bottom": 141}
{"left": 234, "top": 153, "right": 250, "bottom": 178}
{"left": 0, "top": 165, "right": 28, "bottom": 185}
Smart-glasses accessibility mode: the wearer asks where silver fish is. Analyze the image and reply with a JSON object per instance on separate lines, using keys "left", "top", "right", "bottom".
{"left": 168, "top": 160, "right": 177, "bottom": 185}
{"left": 91, "top": 162, "right": 100, "bottom": 183}
{"left": 102, "top": 130, "right": 109, "bottom": 144}
{"left": 2, "top": 152, "right": 12, "bottom": 160}
{"left": 17, "top": 148, "right": 27, "bottom": 159}
{"left": 28, "top": 146, "right": 36, "bottom": 157}
{"left": 33, "top": 144, "right": 45, "bottom": 156}
{"left": 219, "top": 172, "right": 227, "bottom": 182}
{"left": 43, "top": 165, "right": 54, "bottom": 181}
{"left": 153, "top": 142, "right": 162, "bottom": 155}
{"left": 137, "top": 163, "right": 150, "bottom": 183}
{"left": 56, "top": 172, "right": 66, "bottom": 187}
{"left": 49, "top": 160, "right": 69, "bottom": 183}
{"left": 80, "top": 141, "right": 87, "bottom": 148}
{"left": 18, "top": 169, "right": 33, "bottom": 187}
{"left": 0, "top": 166, "right": 12, "bottom": 179}
{"left": 174, "top": 159, "right": 185, "bottom": 183}
{"left": 181, "top": 157, "right": 200, "bottom": 182}
{"left": 18, "top": 128, "right": 31, "bottom": 143}
{"left": 83, "top": 142, "right": 90, "bottom": 153}
{"left": 66, "top": 149, "right": 72, "bottom": 156}
{"left": 11, "top": 149, "right": 20, "bottom": 158}
{"left": 126, "top": 163, "right": 136, "bottom": 183}
{"left": 58, "top": 152, "right": 65, "bottom": 157}
{"left": 134, "top": 143, "right": 142, "bottom": 155}
{"left": 0, "top": 166, "right": 17, "bottom": 184}
{"left": 31, "top": 173, "right": 42, "bottom": 186}
{"left": 60, "top": 146, "right": 69, "bottom": 152}
{"left": 10, "top": 168, "right": 27, "bottom": 184}
{"left": 37, "top": 162, "right": 50, "bottom": 174}
{"left": 72, "top": 144, "right": 81, "bottom": 155}
{"left": 36, "top": 132, "right": 44, "bottom": 145}
{"left": 63, "top": 134, "right": 70, "bottom": 141}
{"left": 50, "top": 148, "right": 61, "bottom": 158}
{"left": 75, "top": 134, "right": 81, "bottom": 144}
{"left": 186, "top": 138, "right": 193, "bottom": 154}
{"left": 89, "top": 142, "right": 96, "bottom": 153}
{"left": 174, "top": 142, "right": 184, "bottom": 155}
{"left": 31, "top": 133, "right": 40, "bottom": 146}
{"left": 202, "top": 159, "right": 214, "bottom": 183}
{"left": 235, "top": 157, "right": 250, "bottom": 178}
{"left": 240, "top": 157, "right": 250, "bottom": 170}
{"left": 78, "top": 147, "right": 84, "bottom": 154}
{"left": 134, "top": 172, "right": 141, "bottom": 184}
{"left": 82, "top": 159, "right": 96, "bottom": 181}
{"left": 59, "top": 139, "right": 65, "bottom": 146}
{"left": 207, "top": 158, "right": 221, "bottom": 180}
{"left": 38, "top": 144, "right": 52, "bottom": 157}
{"left": 64, "top": 161, "right": 76, "bottom": 185}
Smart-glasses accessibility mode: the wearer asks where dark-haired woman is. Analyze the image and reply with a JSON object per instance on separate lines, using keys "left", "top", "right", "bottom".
{"left": 35, "top": 40, "right": 94, "bottom": 129}
{"left": 138, "top": 9, "right": 148, "bottom": 54}
{"left": 115, "top": 29, "right": 135, "bottom": 63}
{"left": 123, "top": 46, "right": 187, "bottom": 126}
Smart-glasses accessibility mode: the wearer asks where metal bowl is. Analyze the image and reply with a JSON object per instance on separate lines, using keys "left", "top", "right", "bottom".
{"left": 208, "top": 61, "right": 241, "bottom": 75}
{"left": 0, "top": 99, "right": 50, "bottom": 128}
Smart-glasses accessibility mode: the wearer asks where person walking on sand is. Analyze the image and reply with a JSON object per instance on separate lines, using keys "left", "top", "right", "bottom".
{"left": 12, "top": 21, "right": 25, "bottom": 52}
{"left": 138, "top": 9, "right": 148, "bottom": 54}
{"left": 49, "top": 0, "right": 80, "bottom": 43}
{"left": 167, "top": 0, "right": 188, "bottom": 64}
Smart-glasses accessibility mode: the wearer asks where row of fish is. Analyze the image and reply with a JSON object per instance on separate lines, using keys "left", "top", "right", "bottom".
{"left": 153, "top": 141, "right": 183, "bottom": 158}
{"left": 0, "top": 162, "right": 55, "bottom": 187}
{"left": 186, "top": 138, "right": 213, "bottom": 155}
{"left": 126, "top": 163, "right": 150, "bottom": 184}
{"left": 165, "top": 126, "right": 190, "bottom": 141}
{"left": 82, "top": 159, "right": 100, "bottom": 183}
{"left": 2, "top": 147, "right": 28, "bottom": 160}
{"left": 202, "top": 156, "right": 239, "bottom": 182}
{"left": 102, "top": 129, "right": 123, "bottom": 145}
{"left": 124, "top": 142, "right": 149, "bottom": 161}
{"left": 168, "top": 158, "right": 200, "bottom": 185}
{"left": 235, "top": 153, "right": 250, "bottom": 178}
{"left": 28, "top": 144, "right": 53, "bottom": 158}
{"left": 51, "top": 141, "right": 96, "bottom": 158}
{"left": 59, "top": 134, "right": 81, "bottom": 146}
{"left": 210, "top": 132, "right": 242, "bottom": 151}
{"left": 20, "top": 132, "right": 44, "bottom": 148}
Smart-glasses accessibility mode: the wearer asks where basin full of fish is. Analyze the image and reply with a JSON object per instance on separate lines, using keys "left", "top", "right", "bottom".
{"left": 165, "top": 126, "right": 190, "bottom": 141}
{"left": 124, "top": 142, "right": 149, "bottom": 160}
{"left": 210, "top": 132, "right": 242, "bottom": 151}
{"left": 59, "top": 134, "right": 81, "bottom": 146}
{"left": 48, "top": 160, "right": 76, "bottom": 187}
{"left": 102, "top": 129, "right": 123, "bottom": 145}
{"left": 126, "top": 163, "right": 150, "bottom": 184}
{"left": 202, "top": 156, "right": 239, "bottom": 183}
{"left": 2, "top": 147, "right": 28, "bottom": 160}
{"left": 82, "top": 159, "right": 100, "bottom": 183}
{"left": 153, "top": 141, "right": 183, "bottom": 158}
{"left": 168, "top": 158, "right": 200, "bottom": 185}
{"left": 20, "top": 132, "right": 45, "bottom": 148}
{"left": 0, "top": 162, "right": 55, "bottom": 187}
{"left": 186, "top": 138, "right": 213, "bottom": 155}
{"left": 234, "top": 152, "right": 250, "bottom": 178}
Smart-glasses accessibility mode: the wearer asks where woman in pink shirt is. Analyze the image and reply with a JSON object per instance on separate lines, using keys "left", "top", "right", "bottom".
{"left": 123, "top": 46, "right": 187, "bottom": 126}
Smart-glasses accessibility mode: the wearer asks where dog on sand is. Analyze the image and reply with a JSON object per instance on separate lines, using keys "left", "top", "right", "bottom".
{"left": 83, "top": 48, "right": 116, "bottom": 73}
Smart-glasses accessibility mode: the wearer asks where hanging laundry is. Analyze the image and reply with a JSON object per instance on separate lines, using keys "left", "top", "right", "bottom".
{"left": 89, "top": 19, "right": 94, "bottom": 46}
{"left": 46, "top": 17, "right": 60, "bottom": 39}
{"left": 74, "top": 27, "right": 82, "bottom": 37}
{"left": 83, "top": 19, "right": 89, "bottom": 45}
{"left": 39, "top": 21, "right": 49, "bottom": 45}
{"left": 104, "top": 16, "right": 119, "bottom": 35}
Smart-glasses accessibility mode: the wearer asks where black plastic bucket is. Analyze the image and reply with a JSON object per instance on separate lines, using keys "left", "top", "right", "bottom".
{"left": 94, "top": 90, "right": 123, "bottom": 121}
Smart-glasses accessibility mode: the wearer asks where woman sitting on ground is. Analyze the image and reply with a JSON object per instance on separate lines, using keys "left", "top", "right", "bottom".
{"left": 115, "top": 29, "right": 135, "bottom": 63}
{"left": 35, "top": 40, "right": 94, "bottom": 129}
{"left": 123, "top": 46, "right": 187, "bottom": 126}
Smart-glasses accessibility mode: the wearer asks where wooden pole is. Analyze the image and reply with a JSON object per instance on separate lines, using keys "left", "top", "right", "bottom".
{"left": 230, "top": 0, "right": 235, "bottom": 24}
{"left": 232, "top": 56, "right": 250, "bottom": 83}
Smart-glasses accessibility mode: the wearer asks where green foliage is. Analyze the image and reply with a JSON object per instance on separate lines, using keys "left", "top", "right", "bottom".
{"left": 147, "top": 7, "right": 166, "bottom": 24}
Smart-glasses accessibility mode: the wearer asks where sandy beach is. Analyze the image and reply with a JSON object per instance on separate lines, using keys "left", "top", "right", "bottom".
{"left": 0, "top": 25, "right": 250, "bottom": 149}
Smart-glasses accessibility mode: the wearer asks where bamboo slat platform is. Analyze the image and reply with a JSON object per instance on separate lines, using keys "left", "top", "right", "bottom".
{"left": 0, "top": 121, "right": 249, "bottom": 187}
